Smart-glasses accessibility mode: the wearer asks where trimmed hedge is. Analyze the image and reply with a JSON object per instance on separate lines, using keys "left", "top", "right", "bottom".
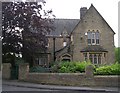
{"left": 94, "top": 63, "right": 120, "bottom": 75}
{"left": 29, "top": 61, "right": 120, "bottom": 75}
{"left": 51, "top": 61, "right": 94, "bottom": 73}
{"left": 52, "top": 61, "right": 120, "bottom": 75}
{"left": 30, "top": 66, "right": 50, "bottom": 73}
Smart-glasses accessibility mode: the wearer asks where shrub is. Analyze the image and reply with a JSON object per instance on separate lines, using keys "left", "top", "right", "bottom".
{"left": 95, "top": 63, "right": 120, "bottom": 75}
{"left": 75, "top": 61, "right": 92, "bottom": 73}
{"left": 115, "top": 47, "right": 120, "bottom": 63}
{"left": 51, "top": 61, "right": 93, "bottom": 73}
{"left": 30, "top": 66, "right": 50, "bottom": 73}
{"left": 58, "top": 62, "right": 76, "bottom": 73}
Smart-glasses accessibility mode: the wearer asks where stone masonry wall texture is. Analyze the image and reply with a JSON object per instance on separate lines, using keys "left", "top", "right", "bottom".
{"left": 72, "top": 5, "right": 115, "bottom": 64}
{"left": 25, "top": 73, "right": 119, "bottom": 87}
{"left": 47, "top": 4, "right": 115, "bottom": 65}
{"left": 2, "top": 63, "right": 11, "bottom": 79}
{"left": 18, "top": 64, "right": 119, "bottom": 87}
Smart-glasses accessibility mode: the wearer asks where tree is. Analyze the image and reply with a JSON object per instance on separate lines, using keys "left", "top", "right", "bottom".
{"left": 2, "top": 1, "right": 55, "bottom": 66}
{"left": 115, "top": 47, "right": 120, "bottom": 63}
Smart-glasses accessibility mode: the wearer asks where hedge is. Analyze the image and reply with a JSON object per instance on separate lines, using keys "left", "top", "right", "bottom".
{"left": 94, "top": 63, "right": 120, "bottom": 75}
{"left": 51, "top": 61, "right": 120, "bottom": 75}
{"left": 51, "top": 61, "right": 94, "bottom": 73}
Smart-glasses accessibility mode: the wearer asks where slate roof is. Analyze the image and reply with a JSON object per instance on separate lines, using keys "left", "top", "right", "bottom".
{"left": 49, "top": 4, "right": 115, "bottom": 36}
{"left": 81, "top": 45, "right": 108, "bottom": 52}
{"left": 50, "top": 19, "right": 79, "bottom": 35}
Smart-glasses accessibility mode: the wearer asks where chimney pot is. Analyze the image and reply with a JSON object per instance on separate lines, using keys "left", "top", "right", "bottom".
{"left": 80, "top": 7, "right": 87, "bottom": 19}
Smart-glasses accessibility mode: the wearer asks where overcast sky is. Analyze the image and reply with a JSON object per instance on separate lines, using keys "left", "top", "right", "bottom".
{"left": 45, "top": 0, "right": 119, "bottom": 47}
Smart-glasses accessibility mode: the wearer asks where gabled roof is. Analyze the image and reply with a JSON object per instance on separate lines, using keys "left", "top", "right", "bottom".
{"left": 50, "top": 19, "right": 79, "bottom": 35}
{"left": 71, "top": 4, "right": 115, "bottom": 35}
{"left": 90, "top": 4, "right": 115, "bottom": 34}
{"left": 50, "top": 4, "right": 115, "bottom": 36}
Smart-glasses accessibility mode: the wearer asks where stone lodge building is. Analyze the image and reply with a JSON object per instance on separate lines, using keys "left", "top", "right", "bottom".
{"left": 35, "top": 4, "right": 115, "bottom": 67}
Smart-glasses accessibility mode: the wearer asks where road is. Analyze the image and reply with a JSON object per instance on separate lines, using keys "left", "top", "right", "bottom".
{"left": 2, "top": 84, "right": 60, "bottom": 91}
{"left": 2, "top": 84, "right": 118, "bottom": 93}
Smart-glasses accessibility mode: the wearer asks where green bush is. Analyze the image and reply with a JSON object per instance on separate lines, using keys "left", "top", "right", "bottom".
{"left": 58, "top": 62, "right": 76, "bottom": 73}
{"left": 51, "top": 61, "right": 93, "bottom": 73}
{"left": 95, "top": 63, "right": 120, "bottom": 75}
{"left": 115, "top": 47, "right": 120, "bottom": 63}
{"left": 75, "top": 61, "right": 92, "bottom": 72}
{"left": 30, "top": 66, "right": 50, "bottom": 73}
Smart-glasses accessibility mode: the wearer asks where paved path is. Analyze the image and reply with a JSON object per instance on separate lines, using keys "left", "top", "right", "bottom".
{"left": 2, "top": 80, "right": 119, "bottom": 93}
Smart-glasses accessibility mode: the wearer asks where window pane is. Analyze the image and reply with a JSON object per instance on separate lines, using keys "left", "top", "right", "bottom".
{"left": 84, "top": 53, "right": 87, "bottom": 61}
{"left": 89, "top": 54, "right": 92, "bottom": 63}
{"left": 94, "top": 54, "right": 97, "bottom": 64}
{"left": 38, "top": 58, "right": 42, "bottom": 65}
{"left": 87, "top": 32, "right": 92, "bottom": 45}
{"left": 96, "top": 39, "right": 99, "bottom": 44}
{"left": 35, "top": 58, "right": 39, "bottom": 65}
{"left": 87, "top": 32, "right": 92, "bottom": 39}
{"left": 91, "top": 33, "right": 95, "bottom": 44}
{"left": 84, "top": 53, "right": 87, "bottom": 57}
{"left": 96, "top": 32, "right": 99, "bottom": 44}
{"left": 92, "top": 39, "right": 95, "bottom": 43}
{"left": 96, "top": 32, "right": 99, "bottom": 39}
{"left": 92, "top": 33, "right": 95, "bottom": 39}
{"left": 88, "top": 39, "right": 91, "bottom": 44}
{"left": 98, "top": 54, "right": 101, "bottom": 64}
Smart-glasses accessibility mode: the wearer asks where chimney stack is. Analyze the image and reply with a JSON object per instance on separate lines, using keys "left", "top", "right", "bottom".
{"left": 80, "top": 7, "right": 87, "bottom": 19}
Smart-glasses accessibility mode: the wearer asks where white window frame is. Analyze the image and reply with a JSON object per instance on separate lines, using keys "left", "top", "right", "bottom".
{"left": 87, "top": 31, "right": 100, "bottom": 45}
{"left": 84, "top": 53, "right": 102, "bottom": 64}
{"left": 92, "top": 33, "right": 96, "bottom": 45}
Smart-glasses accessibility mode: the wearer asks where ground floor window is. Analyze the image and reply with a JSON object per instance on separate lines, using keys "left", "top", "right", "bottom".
{"left": 38, "top": 58, "right": 47, "bottom": 66}
{"left": 83, "top": 53, "right": 102, "bottom": 64}
{"left": 35, "top": 55, "right": 48, "bottom": 67}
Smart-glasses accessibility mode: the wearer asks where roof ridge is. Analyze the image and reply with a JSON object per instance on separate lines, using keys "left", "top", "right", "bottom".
{"left": 70, "top": 4, "right": 115, "bottom": 35}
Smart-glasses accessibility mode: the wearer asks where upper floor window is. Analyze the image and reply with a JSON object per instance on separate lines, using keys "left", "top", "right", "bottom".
{"left": 87, "top": 30, "right": 100, "bottom": 45}
{"left": 96, "top": 31, "right": 99, "bottom": 44}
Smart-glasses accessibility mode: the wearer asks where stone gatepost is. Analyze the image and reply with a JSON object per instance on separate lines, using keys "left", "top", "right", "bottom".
{"left": 2, "top": 63, "right": 11, "bottom": 79}
{"left": 85, "top": 65, "right": 94, "bottom": 78}
{"left": 18, "top": 63, "right": 29, "bottom": 80}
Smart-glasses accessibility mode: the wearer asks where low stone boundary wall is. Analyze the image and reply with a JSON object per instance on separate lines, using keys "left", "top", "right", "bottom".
{"left": 25, "top": 73, "right": 119, "bottom": 87}
{"left": 25, "top": 73, "right": 94, "bottom": 86}
{"left": 18, "top": 63, "right": 119, "bottom": 87}
{"left": 94, "top": 75, "right": 119, "bottom": 87}
{"left": 2, "top": 63, "right": 11, "bottom": 79}
{"left": 19, "top": 63, "right": 29, "bottom": 80}
{"left": 2, "top": 63, "right": 119, "bottom": 87}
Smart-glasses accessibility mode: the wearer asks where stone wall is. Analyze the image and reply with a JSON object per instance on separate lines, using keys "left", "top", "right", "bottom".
{"left": 3, "top": 63, "right": 119, "bottom": 87}
{"left": 72, "top": 5, "right": 115, "bottom": 64}
{"left": 18, "top": 63, "right": 29, "bottom": 80}
{"left": 2, "top": 63, "right": 11, "bottom": 79}
{"left": 26, "top": 73, "right": 95, "bottom": 86}
{"left": 18, "top": 64, "right": 119, "bottom": 87}
{"left": 24, "top": 73, "right": 119, "bottom": 87}
{"left": 94, "top": 76, "right": 119, "bottom": 87}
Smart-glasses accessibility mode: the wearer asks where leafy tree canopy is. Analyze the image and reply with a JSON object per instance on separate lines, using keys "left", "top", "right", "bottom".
{"left": 2, "top": 1, "right": 55, "bottom": 65}
{"left": 115, "top": 47, "right": 120, "bottom": 63}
